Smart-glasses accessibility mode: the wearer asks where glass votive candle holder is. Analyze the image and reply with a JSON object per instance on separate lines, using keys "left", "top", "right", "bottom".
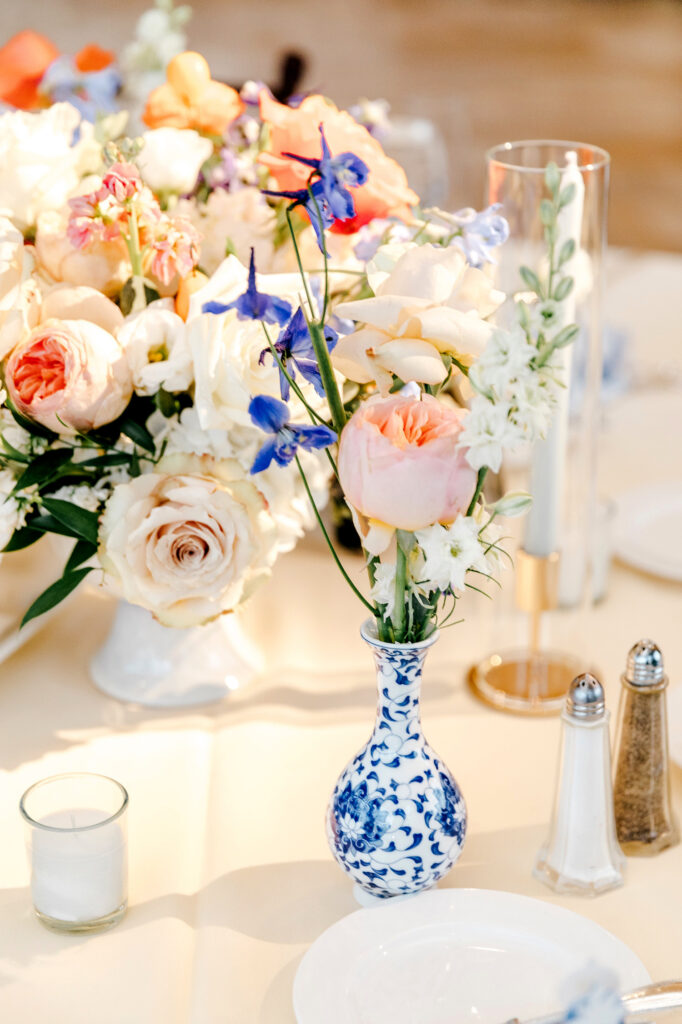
{"left": 20, "top": 772, "right": 128, "bottom": 934}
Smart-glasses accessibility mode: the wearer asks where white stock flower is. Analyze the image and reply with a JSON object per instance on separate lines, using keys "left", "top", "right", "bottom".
{"left": 0, "top": 104, "right": 96, "bottom": 230}
{"left": 117, "top": 302, "right": 193, "bottom": 395}
{"left": 469, "top": 325, "right": 535, "bottom": 399}
{"left": 370, "top": 560, "right": 397, "bottom": 617}
{"left": 458, "top": 399, "right": 519, "bottom": 473}
{"left": 137, "top": 128, "right": 213, "bottom": 194}
{"left": 48, "top": 484, "right": 106, "bottom": 512}
{"left": 415, "top": 518, "right": 488, "bottom": 594}
{"left": 0, "top": 469, "right": 23, "bottom": 555}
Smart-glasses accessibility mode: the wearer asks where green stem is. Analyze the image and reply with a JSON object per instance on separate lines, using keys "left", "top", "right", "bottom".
{"left": 466, "top": 467, "right": 488, "bottom": 516}
{"left": 307, "top": 316, "right": 346, "bottom": 436}
{"left": 126, "top": 208, "right": 143, "bottom": 278}
{"left": 294, "top": 455, "right": 375, "bottom": 614}
{"left": 392, "top": 541, "right": 407, "bottom": 641}
{"left": 285, "top": 207, "right": 315, "bottom": 317}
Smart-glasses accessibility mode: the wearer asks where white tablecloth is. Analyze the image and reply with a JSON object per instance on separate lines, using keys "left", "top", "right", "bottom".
{"left": 0, "top": 250, "right": 681, "bottom": 1023}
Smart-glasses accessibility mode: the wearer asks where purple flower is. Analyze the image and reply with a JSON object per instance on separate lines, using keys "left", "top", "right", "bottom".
{"left": 450, "top": 204, "right": 509, "bottom": 268}
{"left": 259, "top": 307, "right": 337, "bottom": 401}
{"left": 248, "top": 395, "right": 336, "bottom": 473}
{"left": 202, "top": 249, "right": 292, "bottom": 326}
{"left": 39, "top": 56, "right": 121, "bottom": 122}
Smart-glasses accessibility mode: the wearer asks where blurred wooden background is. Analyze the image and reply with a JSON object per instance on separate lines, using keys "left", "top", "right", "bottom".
{"left": 1, "top": 0, "right": 681, "bottom": 250}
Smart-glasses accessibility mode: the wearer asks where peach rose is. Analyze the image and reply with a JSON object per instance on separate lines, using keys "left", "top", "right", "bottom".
{"left": 338, "top": 393, "right": 476, "bottom": 531}
{"left": 5, "top": 318, "right": 132, "bottom": 434}
{"left": 35, "top": 208, "right": 130, "bottom": 297}
{"left": 143, "top": 52, "right": 244, "bottom": 135}
{"left": 259, "top": 92, "right": 419, "bottom": 232}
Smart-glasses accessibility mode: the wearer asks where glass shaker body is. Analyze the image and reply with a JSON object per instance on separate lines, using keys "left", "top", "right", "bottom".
{"left": 535, "top": 709, "right": 625, "bottom": 896}
{"left": 613, "top": 677, "right": 679, "bottom": 855}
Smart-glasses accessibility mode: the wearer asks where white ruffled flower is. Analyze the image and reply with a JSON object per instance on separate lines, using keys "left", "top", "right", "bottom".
{"left": 117, "top": 302, "right": 193, "bottom": 396}
{"left": 177, "top": 189, "right": 277, "bottom": 275}
{"left": 0, "top": 104, "right": 97, "bottom": 230}
{"left": 0, "top": 469, "right": 23, "bottom": 556}
{"left": 415, "top": 518, "right": 489, "bottom": 594}
{"left": 0, "top": 217, "right": 42, "bottom": 358}
{"left": 137, "top": 128, "right": 213, "bottom": 195}
{"left": 370, "top": 560, "right": 397, "bottom": 617}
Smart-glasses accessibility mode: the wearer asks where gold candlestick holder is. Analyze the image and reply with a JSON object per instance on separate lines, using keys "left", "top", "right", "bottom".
{"left": 468, "top": 549, "right": 583, "bottom": 715}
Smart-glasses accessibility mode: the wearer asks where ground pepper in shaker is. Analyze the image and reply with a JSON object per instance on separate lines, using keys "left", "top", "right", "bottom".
{"left": 534, "top": 673, "right": 625, "bottom": 895}
{"left": 613, "top": 639, "right": 679, "bottom": 855}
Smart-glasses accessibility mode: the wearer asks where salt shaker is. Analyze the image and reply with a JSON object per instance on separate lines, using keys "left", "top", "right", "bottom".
{"left": 534, "top": 673, "right": 625, "bottom": 895}
{"left": 613, "top": 640, "right": 679, "bottom": 855}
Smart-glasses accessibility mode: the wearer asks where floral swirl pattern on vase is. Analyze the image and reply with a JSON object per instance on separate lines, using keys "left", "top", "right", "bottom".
{"left": 326, "top": 621, "right": 467, "bottom": 899}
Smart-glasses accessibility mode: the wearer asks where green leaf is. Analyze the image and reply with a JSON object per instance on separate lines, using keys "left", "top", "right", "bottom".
{"left": 539, "top": 199, "right": 555, "bottom": 227}
{"left": 12, "top": 448, "right": 73, "bottom": 493}
{"left": 388, "top": 376, "right": 407, "bottom": 394}
{"left": 79, "top": 452, "right": 132, "bottom": 468}
{"left": 29, "top": 513, "right": 82, "bottom": 539}
{"left": 119, "top": 277, "right": 135, "bottom": 317}
{"left": 4, "top": 396, "right": 58, "bottom": 442}
{"left": 0, "top": 435, "right": 30, "bottom": 464}
{"left": 544, "top": 161, "right": 560, "bottom": 196}
{"left": 559, "top": 182, "right": 577, "bottom": 209}
{"left": 552, "top": 324, "right": 580, "bottom": 348}
{"left": 154, "top": 388, "right": 179, "bottom": 418}
{"left": 558, "top": 239, "right": 576, "bottom": 266}
{"left": 41, "top": 498, "right": 99, "bottom": 545}
{"left": 119, "top": 414, "right": 155, "bottom": 454}
{"left": 519, "top": 266, "right": 542, "bottom": 295}
{"left": 64, "top": 538, "right": 98, "bottom": 574}
{"left": 2, "top": 526, "right": 43, "bottom": 552}
{"left": 553, "top": 277, "right": 574, "bottom": 302}
{"left": 21, "top": 567, "right": 94, "bottom": 627}
{"left": 144, "top": 283, "right": 161, "bottom": 305}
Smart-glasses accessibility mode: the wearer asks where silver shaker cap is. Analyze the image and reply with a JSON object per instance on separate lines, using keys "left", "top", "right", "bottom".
{"left": 625, "top": 639, "right": 666, "bottom": 687}
{"left": 566, "top": 673, "right": 605, "bottom": 718}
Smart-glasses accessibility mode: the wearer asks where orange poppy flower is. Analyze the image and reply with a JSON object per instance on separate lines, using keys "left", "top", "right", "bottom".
{"left": 0, "top": 30, "right": 58, "bottom": 109}
{"left": 143, "top": 52, "right": 244, "bottom": 136}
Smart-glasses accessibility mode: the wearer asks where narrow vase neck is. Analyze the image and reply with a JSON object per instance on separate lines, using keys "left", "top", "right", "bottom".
{"left": 364, "top": 635, "right": 435, "bottom": 737}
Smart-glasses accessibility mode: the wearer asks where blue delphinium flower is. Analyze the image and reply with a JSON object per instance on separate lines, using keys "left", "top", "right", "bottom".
{"left": 248, "top": 395, "right": 336, "bottom": 473}
{"left": 259, "top": 307, "right": 338, "bottom": 401}
{"left": 39, "top": 57, "right": 121, "bottom": 122}
{"left": 451, "top": 204, "right": 510, "bottom": 268}
{"left": 202, "top": 249, "right": 292, "bottom": 326}
{"left": 262, "top": 124, "right": 369, "bottom": 254}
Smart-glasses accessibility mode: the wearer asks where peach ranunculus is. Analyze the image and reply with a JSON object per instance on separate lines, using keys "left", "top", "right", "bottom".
{"left": 35, "top": 207, "right": 130, "bottom": 297}
{"left": 258, "top": 92, "right": 419, "bottom": 232}
{"left": 5, "top": 318, "right": 132, "bottom": 434}
{"left": 333, "top": 243, "right": 505, "bottom": 392}
{"left": 143, "top": 52, "right": 244, "bottom": 135}
{"left": 338, "top": 392, "right": 476, "bottom": 535}
{"left": 98, "top": 455, "right": 278, "bottom": 627}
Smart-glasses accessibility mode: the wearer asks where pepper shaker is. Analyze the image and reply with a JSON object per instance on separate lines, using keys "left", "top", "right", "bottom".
{"left": 534, "top": 672, "right": 625, "bottom": 895}
{"left": 613, "top": 640, "right": 679, "bottom": 855}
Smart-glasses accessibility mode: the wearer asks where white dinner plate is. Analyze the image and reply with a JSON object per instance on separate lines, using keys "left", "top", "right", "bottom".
{"left": 613, "top": 482, "right": 682, "bottom": 582}
{"left": 293, "top": 888, "right": 650, "bottom": 1024}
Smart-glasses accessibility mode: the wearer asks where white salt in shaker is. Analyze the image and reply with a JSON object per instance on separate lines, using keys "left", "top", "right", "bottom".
{"left": 534, "top": 672, "right": 625, "bottom": 896}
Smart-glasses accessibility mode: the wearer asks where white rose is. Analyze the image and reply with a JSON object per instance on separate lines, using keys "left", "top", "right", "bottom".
{"left": 177, "top": 188, "right": 277, "bottom": 275}
{"left": 0, "top": 104, "right": 96, "bottom": 230}
{"left": 137, "top": 128, "right": 213, "bottom": 195}
{"left": 0, "top": 217, "right": 41, "bottom": 358}
{"left": 117, "top": 303, "right": 193, "bottom": 396}
{"left": 98, "top": 455, "right": 279, "bottom": 627}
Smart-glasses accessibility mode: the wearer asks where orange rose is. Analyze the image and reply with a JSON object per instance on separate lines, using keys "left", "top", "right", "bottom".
{"left": 259, "top": 92, "right": 419, "bottom": 232}
{"left": 143, "top": 52, "right": 244, "bottom": 136}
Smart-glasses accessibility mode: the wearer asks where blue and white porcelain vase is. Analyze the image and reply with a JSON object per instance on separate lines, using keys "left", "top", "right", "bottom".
{"left": 326, "top": 619, "right": 467, "bottom": 901}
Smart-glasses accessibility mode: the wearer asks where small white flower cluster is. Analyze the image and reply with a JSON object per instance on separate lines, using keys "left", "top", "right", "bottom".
{"left": 459, "top": 323, "right": 563, "bottom": 473}
{"left": 370, "top": 516, "right": 504, "bottom": 618}
{"left": 121, "top": 0, "right": 191, "bottom": 102}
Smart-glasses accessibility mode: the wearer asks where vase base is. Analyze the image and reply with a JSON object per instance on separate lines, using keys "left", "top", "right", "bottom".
{"left": 468, "top": 648, "right": 583, "bottom": 716}
{"left": 35, "top": 902, "right": 127, "bottom": 934}
{"left": 352, "top": 883, "right": 434, "bottom": 908}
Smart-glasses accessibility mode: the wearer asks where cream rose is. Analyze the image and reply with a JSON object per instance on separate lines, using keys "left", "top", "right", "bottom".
{"left": 0, "top": 217, "right": 42, "bottom": 359}
{"left": 177, "top": 188, "right": 277, "bottom": 275}
{"left": 98, "top": 456, "right": 277, "bottom": 626}
{"left": 5, "top": 318, "right": 133, "bottom": 434}
{"left": 137, "top": 127, "right": 213, "bottom": 194}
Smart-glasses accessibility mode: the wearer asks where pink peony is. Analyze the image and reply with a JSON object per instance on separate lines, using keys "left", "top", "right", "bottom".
{"left": 5, "top": 318, "right": 132, "bottom": 434}
{"left": 338, "top": 393, "right": 477, "bottom": 531}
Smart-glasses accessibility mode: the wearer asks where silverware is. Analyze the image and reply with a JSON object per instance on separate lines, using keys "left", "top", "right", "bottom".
{"left": 502, "top": 980, "right": 682, "bottom": 1023}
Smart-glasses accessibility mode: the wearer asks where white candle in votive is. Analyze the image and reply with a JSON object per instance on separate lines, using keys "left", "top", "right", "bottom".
{"left": 523, "top": 152, "right": 585, "bottom": 558}
{"left": 31, "top": 809, "right": 126, "bottom": 923}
